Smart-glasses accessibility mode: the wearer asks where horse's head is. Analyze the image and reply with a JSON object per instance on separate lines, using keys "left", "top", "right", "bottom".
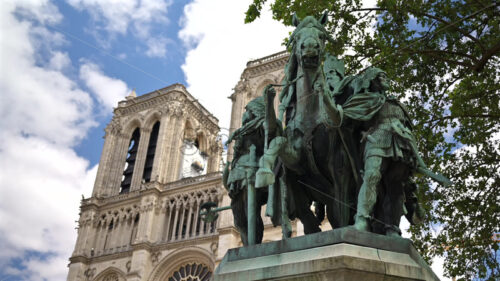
{"left": 290, "top": 12, "right": 329, "bottom": 70}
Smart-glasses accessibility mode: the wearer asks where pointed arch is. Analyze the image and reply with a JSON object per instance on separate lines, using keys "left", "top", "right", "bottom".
{"left": 183, "top": 118, "right": 197, "bottom": 142}
{"left": 144, "top": 110, "right": 162, "bottom": 130}
{"left": 122, "top": 118, "right": 143, "bottom": 139}
{"left": 92, "top": 267, "right": 126, "bottom": 281}
{"left": 254, "top": 73, "right": 280, "bottom": 97}
{"left": 148, "top": 247, "right": 215, "bottom": 281}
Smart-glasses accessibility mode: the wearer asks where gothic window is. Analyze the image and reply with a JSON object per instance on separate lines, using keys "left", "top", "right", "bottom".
{"left": 163, "top": 193, "right": 218, "bottom": 242}
{"left": 121, "top": 128, "right": 140, "bottom": 194}
{"left": 142, "top": 121, "right": 160, "bottom": 182}
{"left": 167, "top": 263, "right": 212, "bottom": 281}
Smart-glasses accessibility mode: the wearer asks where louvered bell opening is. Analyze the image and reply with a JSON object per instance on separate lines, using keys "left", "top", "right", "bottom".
{"left": 120, "top": 128, "right": 140, "bottom": 194}
{"left": 142, "top": 121, "right": 160, "bottom": 182}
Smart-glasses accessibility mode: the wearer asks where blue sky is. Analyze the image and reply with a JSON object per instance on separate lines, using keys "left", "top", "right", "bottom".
{"left": 0, "top": 1, "right": 454, "bottom": 280}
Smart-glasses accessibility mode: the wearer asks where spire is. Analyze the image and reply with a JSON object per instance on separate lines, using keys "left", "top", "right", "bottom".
{"left": 126, "top": 88, "right": 137, "bottom": 100}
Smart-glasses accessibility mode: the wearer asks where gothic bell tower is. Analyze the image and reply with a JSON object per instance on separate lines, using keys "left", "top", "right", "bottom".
{"left": 68, "top": 84, "right": 224, "bottom": 281}
{"left": 92, "top": 84, "right": 221, "bottom": 198}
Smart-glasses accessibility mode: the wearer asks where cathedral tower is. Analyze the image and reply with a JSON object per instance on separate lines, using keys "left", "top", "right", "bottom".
{"left": 68, "top": 84, "right": 223, "bottom": 281}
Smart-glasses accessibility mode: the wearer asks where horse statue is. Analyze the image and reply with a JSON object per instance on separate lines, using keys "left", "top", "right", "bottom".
{"left": 256, "top": 12, "right": 360, "bottom": 233}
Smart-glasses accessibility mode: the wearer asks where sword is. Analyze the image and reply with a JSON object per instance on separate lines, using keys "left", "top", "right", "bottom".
{"left": 416, "top": 166, "right": 452, "bottom": 187}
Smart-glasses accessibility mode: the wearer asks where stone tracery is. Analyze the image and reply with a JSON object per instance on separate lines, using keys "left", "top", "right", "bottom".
{"left": 167, "top": 263, "right": 212, "bottom": 281}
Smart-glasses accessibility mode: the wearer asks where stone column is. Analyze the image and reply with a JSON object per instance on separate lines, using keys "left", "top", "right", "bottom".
{"left": 121, "top": 219, "right": 132, "bottom": 250}
{"left": 151, "top": 206, "right": 165, "bottom": 243}
{"left": 95, "top": 223, "right": 106, "bottom": 255}
{"left": 163, "top": 204, "right": 173, "bottom": 242}
{"left": 193, "top": 199, "right": 201, "bottom": 237}
{"left": 109, "top": 134, "right": 130, "bottom": 195}
{"left": 170, "top": 201, "right": 181, "bottom": 241}
{"left": 92, "top": 131, "right": 116, "bottom": 197}
{"left": 159, "top": 114, "right": 177, "bottom": 183}
{"left": 89, "top": 223, "right": 100, "bottom": 256}
{"left": 185, "top": 198, "right": 195, "bottom": 238}
{"left": 111, "top": 219, "right": 123, "bottom": 252}
{"left": 66, "top": 262, "right": 87, "bottom": 281}
{"left": 74, "top": 212, "right": 95, "bottom": 256}
{"left": 201, "top": 194, "right": 210, "bottom": 235}
{"left": 151, "top": 113, "right": 171, "bottom": 182}
{"left": 127, "top": 249, "right": 152, "bottom": 281}
{"left": 178, "top": 204, "right": 186, "bottom": 239}
{"left": 135, "top": 196, "right": 157, "bottom": 243}
{"left": 168, "top": 115, "right": 186, "bottom": 182}
{"left": 80, "top": 213, "right": 96, "bottom": 256}
{"left": 130, "top": 128, "right": 151, "bottom": 191}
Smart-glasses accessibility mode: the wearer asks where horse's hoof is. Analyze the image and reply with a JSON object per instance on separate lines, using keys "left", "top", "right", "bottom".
{"left": 255, "top": 169, "right": 275, "bottom": 188}
{"left": 386, "top": 229, "right": 401, "bottom": 238}
{"left": 352, "top": 218, "right": 370, "bottom": 232}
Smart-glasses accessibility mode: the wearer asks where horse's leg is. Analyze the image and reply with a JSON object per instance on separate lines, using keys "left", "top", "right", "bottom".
{"left": 231, "top": 187, "right": 248, "bottom": 245}
{"left": 279, "top": 175, "right": 292, "bottom": 238}
{"left": 293, "top": 187, "right": 321, "bottom": 234}
{"left": 299, "top": 205, "right": 322, "bottom": 234}
{"left": 256, "top": 190, "right": 267, "bottom": 244}
{"left": 284, "top": 172, "right": 321, "bottom": 234}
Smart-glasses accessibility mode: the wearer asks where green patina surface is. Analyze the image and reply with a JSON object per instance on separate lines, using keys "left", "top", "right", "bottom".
{"left": 207, "top": 12, "right": 450, "bottom": 249}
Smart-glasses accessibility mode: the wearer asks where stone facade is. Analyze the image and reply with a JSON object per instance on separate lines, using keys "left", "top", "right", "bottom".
{"left": 68, "top": 51, "right": 321, "bottom": 281}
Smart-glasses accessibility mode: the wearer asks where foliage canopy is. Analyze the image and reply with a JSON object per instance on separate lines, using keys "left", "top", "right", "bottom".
{"left": 245, "top": 0, "right": 500, "bottom": 280}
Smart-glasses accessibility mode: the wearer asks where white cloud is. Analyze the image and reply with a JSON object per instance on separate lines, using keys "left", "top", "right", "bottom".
{"left": 0, "top": 1, "right": 107, "bottom": 280}
{"left": 145, "top": 36, "right": 172, "bottom": 58}
{"left": 0, "top": 3, "right": 94, "bottom": 147}
{"left": 48, "top": 51, "right": 72, "bottom": 71}
{"left": 178, "top": 0, "right": 293, "bottom": 129}
{"left": 80, "top": 61, "right": 130, "bottom": 111}
{"left": 12, "top": 0, "right": 63, "bottom": 25}
{"left": 67, "top": 0, "right": 173, "bottom": 57}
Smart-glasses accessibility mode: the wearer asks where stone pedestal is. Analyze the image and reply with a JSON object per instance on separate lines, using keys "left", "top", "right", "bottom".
{"left": 214, "top": 228, "right": 439, "bottom": 281}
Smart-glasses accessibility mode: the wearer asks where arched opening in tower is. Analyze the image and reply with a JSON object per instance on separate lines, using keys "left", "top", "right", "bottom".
{"left": 142, "top": 121, "right": 160, "bottom": 182}
{"left": 120, "top": 128, "right": 140, "bottom": 194}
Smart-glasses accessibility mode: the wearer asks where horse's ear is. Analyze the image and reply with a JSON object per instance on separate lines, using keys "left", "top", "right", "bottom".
{"left": 292, "top": 13, "right": 300, "bottom": 27}
{"left": 319, "top": 11, "right": 328, "bottom": 25}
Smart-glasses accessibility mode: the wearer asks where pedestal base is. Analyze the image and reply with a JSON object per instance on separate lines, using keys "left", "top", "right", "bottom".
{"left": 214, "top": 228, "right": 439, "bottom": 281}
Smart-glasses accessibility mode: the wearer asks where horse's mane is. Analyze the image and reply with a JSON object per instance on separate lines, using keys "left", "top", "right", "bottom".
{"left": 288, "top": 16, "right": 329, "bottom": 49}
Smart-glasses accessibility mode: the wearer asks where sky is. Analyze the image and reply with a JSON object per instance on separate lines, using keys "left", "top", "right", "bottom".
{"left": 0, "top": 1, "right": 449, "bottom": 280}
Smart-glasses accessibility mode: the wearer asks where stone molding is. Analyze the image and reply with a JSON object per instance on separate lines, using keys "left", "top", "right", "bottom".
{"left": 113, "top": 84, "right": 219, "bottom": 134}
{"left": 243, "top": 51, "right": 288, "bottom": 79}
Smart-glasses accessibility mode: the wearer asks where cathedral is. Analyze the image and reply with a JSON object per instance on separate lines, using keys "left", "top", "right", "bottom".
{"left": 67, "top": 51, "right": 319, "bottom": 281}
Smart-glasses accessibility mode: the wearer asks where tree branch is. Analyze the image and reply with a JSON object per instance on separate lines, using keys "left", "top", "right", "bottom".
{"left": 406, "top": 49, "right": 478, "bottom": 61}
{"left": 350, "top": 6, "right": 493, "bottom": 51}
{"left": 473, "top": 40, "right": 500, "bottom": 72}
{"left": 429, "top": 114, "right": 500, "bottom": 124}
